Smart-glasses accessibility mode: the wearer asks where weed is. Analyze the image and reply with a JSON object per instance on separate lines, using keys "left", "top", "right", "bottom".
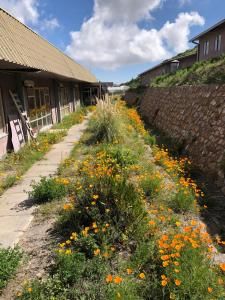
{"left": 28, "top": 176, "right": 68, "bottom": 203}
{"left": 0, "top": 248, "right": 22, "bottom": 293}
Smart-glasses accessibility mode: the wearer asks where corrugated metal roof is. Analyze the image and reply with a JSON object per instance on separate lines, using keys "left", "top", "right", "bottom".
{"left": 0, "top": 8, "right": 97, "bottom": 83}
{"left": 190, "top": 18, "right": 225, "bottom": 42}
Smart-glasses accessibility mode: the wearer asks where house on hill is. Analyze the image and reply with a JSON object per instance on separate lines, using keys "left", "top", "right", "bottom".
{"left": 0, "top": 8, "right": 102, "bottom": 159}
{"left": 190, "top": 19, "right": 225, "bottom": 61}
{"left": 138, "top": 48, "right": 197, "bottom": 87}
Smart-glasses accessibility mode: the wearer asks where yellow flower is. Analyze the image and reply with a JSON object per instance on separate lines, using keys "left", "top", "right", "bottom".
{"left": 208, "top": 287, "right": 213, "bottom": 293}
{"left": 63, "top": 203, "right": 73, "bottom": 210}
{"left": 106, "top": 274, "right": 113, "bottom": 283}
{"left": 162, "top": 280, "right": 168, "bottom": 286}
{"left": 93, "top": 195, "right": 99, "bottom": 200}
{"left": 126, "top": 268, "right": 133, "bottom": 275}
{"left": 114, "top": 276, "right": 123, "bottom": 284}
{"left": 17, "top": 292, "right": 22, "bottom": 297}
{"left": 27, "top": 287, "right": 32, "bottom": 293}
{"left": 176, "top": 222, "right": 181, "bottom": 227}
{"left": 175, "top": 279, "right": 181, "bottom": 286}
{"left": 220, "top": 263, "right": 225, "bottom": 271}
{"left": 163, "top": 261, "right": 169, "bottom": 267}
{"left": 65, "top": 249, "right": 72, "bottom": 255}
{"left": 149, "top": 220, "right": 156, "bottom": 226}
{"left": 92, "top": 222, "right": 97, "bottom": 228}
{"left": 139, "top": 273, "right": 145, "bottom": 279}
{"left": 66, "top": 240, "right": 71, "bottom": 245}
{"left": 94, "top": 249, "right": 100, "bottom": 256}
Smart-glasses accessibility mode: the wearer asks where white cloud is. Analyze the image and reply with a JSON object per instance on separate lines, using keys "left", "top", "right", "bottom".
{"left": 0, "top": 0, "right": 39, "bottom": 24}
{"left": 40, "top": 18, "right": 60, "bottom": 31}
{"left": 0, "top": 0, "right": 60, "bottom": 31}
{"left": 179, "top": 0, "right": 192, "bottom": 6}
{"left": 66, "top": 0, "right": 204, "bottom": 70}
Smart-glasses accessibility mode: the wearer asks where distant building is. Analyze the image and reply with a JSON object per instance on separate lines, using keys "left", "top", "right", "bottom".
{"left": 138, "top": 48, "right": 197, "bottom": 86}
{"left": 190, "top": 19, "right": 225, "bottom": 61}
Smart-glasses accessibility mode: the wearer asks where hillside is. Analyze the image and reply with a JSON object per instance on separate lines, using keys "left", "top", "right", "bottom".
{"left": 150, "top": 54, "right": 225, "bottom": 87}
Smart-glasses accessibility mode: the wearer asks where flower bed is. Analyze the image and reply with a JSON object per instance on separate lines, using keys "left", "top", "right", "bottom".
{"left": 16, "top": 101, "right": 225, "bottom": 299}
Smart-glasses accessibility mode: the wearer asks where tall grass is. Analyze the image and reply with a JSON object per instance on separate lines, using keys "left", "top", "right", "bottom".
{"left": 88, "top": 100, "right": 121, "bottom": 143}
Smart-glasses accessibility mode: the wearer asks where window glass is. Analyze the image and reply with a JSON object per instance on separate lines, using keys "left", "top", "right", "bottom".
{"left": 27, "top": 87, "right": 52, "bottom": 131}
{"left": 203, "top": 41, "right": 209, "bottom": 55}
{"left": 215, "top": 35, "right": 222, "bottom": 51}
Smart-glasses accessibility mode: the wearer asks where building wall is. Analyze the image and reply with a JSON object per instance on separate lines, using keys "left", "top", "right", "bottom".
{"left": 198, "top": 25, "right": 225, "bottom": 61}
{"left": 0, "top": 71, "right": 87, "bottom": 160}
{"left": 139, "top": 54, "right": 197, "bottom": 87}
{"left": 125, "top": 85, "right": 225, "bottom": 194}
{"left": 178, "top": 54, "right": 197, "bottom": 69}
{"left": 139, "top": 63, "right": 170, "bottom": 86}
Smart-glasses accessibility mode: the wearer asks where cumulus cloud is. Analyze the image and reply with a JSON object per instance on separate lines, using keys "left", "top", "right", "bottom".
{"left": 66, "top": 0, "right": 204, "bottom": 69}
{"left": 0, "top": 0, "right": 39, "bottom": 24}
{"left": 0, "top": 0, "right": 60, "bottom": 31}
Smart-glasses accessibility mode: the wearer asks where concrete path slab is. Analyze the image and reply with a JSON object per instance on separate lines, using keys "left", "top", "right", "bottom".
{"left": 0, "top": 117, "right": 89, "bottom": 248}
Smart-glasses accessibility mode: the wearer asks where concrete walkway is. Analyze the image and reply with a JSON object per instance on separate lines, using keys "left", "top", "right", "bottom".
{"left": 0, "top": 117, "right": 89, "bottom": 248}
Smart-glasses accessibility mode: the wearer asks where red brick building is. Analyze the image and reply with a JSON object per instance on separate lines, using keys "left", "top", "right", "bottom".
{"left": 190, "top": 19, "right": 225, "bottom": 61}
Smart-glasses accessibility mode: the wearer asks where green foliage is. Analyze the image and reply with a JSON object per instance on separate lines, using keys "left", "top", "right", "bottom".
{"left": 0, "top": 248, "right": 22, "bottom": 293}
{"left": 52, "top": 107, "right": 88, "bottom": 130}
{"left": 170, "top": 188, "right": 196, "bottom": 213}
{"left": 144, "top": 134, "right": 156, "bottom": 146}
{"left": 29, "top": 177, "right": 68, "bottom": 203}
{"left": 140, "top": 175, "right": 162, "bottom": 199}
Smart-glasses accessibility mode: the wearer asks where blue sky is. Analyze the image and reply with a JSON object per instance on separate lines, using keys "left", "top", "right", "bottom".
{"left": 0, "top": 0, "right": 224, "bottom": 83}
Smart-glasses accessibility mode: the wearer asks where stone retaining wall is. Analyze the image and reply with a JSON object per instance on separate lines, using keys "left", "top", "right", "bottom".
{"left": 126, "top": 85, "right": 225, "bottom": 193}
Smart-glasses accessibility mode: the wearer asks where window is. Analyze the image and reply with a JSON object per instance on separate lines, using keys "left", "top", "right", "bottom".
{"left": 27, "top": 87, "right": 52, "bottom": 131}
{"left": 203, "top": 41, "right": 209, "bottom": 55}
{"left": 58, "top": 87, "right": 70, "bottom": 119}
{"left": 215, "top": 35, "right": 222, "bottom": 51}
{"left": 0, "top": 89, "right": 5, "bottom": 135}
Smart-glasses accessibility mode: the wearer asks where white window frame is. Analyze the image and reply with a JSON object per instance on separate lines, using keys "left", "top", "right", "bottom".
{"left": 203, "top": 41, "right": 209, "bottom": 55}
{"left": 215, "top": 35, "right": 222, "bottom": 51}
{"left": 0, "top": 89, "right": 6, "bottom": 137}
{"left": 27, "top": 87, "right": 52, "bottom": 131}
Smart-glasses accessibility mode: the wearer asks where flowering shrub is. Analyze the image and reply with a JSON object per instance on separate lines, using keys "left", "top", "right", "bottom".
{"left": 16, "top": 100, "right": 225, "bottom": 300}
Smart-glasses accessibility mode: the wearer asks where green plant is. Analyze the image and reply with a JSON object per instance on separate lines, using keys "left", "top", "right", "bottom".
{"left": 28, "top": 176, "right": 68, "bottom": 203}
{"left": 170, "top": 188, "right": 195, "bottom": 213}
{"left": 144, "top": 134, "right": 156, "bottom": 146}
{"left": 140, "top": 175, "right": 162, "bottom": 199}
{"left": 88, "top": 100, "right": 121, "bottom": 143}
{"left": 0, "top": 247, "right": 22, "bottom": 293}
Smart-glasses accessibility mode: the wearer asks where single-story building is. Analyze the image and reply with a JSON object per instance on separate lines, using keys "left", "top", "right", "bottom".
{"left": 190, "top": 18, "right": 225, "bottom": 61}
{"left": 0, "top": 8, "right": 102, "bottom": 159}
{"left": 138, "top": 48, "right": 197, "bottom": 86}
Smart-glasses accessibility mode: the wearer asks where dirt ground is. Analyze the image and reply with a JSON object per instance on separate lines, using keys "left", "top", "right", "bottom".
{"left": 0, "top": 215, "right": 57, "bottom": 300}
